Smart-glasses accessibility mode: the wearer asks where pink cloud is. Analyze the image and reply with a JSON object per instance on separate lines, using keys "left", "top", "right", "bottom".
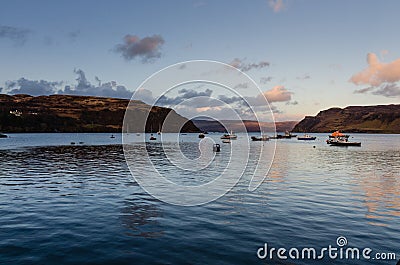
{"left": 350, "top": 53, "right": 400, "bottom": 86}
{"left": 262, "top": 85, "right": 292, "bottom": 102}
{"left": 268, "top": 0, "right": 285, "bottom": 13}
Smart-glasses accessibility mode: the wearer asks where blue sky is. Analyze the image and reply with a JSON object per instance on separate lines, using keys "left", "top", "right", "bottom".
{"left": 1, "top": 0, "right": 399, "bottom": 121}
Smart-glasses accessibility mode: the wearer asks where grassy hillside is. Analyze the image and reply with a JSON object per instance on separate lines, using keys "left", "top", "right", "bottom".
{"left": 292, "top": 104, "right": 400, "bottom": 133}
{"left": 0, "top": 94, "right": 200, "bottom": 133}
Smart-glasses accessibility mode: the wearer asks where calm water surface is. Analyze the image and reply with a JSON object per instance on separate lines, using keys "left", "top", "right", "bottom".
{"left": 0, "top": 133, "right": 399, "bottom": 264}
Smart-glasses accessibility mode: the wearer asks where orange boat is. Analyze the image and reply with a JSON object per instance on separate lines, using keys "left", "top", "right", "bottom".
{"left": 329, "top": 131, "right": 350, "bottom": 139}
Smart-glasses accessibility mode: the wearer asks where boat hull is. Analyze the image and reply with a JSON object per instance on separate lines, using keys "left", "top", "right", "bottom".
{"left": 297, "top": 137, "right": 316, "bottom": 140}
{"left": 329, "top": 141, "right": 361, "bottom": 146}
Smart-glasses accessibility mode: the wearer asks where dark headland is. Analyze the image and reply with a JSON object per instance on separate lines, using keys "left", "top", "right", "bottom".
{"left": 292, "top": 104, "right": 400, "bottom": 133}
{"left": 0, "top": 94, "right": 200, "bottom": 133}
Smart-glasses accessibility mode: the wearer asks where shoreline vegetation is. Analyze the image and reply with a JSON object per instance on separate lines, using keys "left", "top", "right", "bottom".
{"left": 1, "top": 94, "right": 399, "bottom": 134}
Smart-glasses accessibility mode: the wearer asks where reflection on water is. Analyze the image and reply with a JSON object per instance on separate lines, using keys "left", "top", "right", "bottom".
{"left": 350, "top": 150, "right": 400, "bottom": 225}
{"left": 0, "top": 133, "right": 399, "bottom": 264}
{"left": 120, "top": 197, "right": 164, "bottom": 238}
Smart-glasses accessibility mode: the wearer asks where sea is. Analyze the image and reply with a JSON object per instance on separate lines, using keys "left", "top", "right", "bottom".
{"left": 0, "top": 133, "right": 399, "bottom": 264}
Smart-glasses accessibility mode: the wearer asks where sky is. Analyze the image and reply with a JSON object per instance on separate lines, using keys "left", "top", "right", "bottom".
{"left": 1, "top": 0, "right": 400, "bottom": 121}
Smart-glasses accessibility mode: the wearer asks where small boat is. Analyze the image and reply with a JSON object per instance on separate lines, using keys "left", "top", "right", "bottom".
{"left": 149, "top": 134, "right": 156, "bottom": 140}
{"left": 297, "top": 134, "right": 316, "bottom": 141}
{"left": 221, "top": 131, "right": 237, "bottom": 140}
{"left": 110, "top": 134, "right": 115, "bottom": 139}
{"left": 326, "top": 132, "right": 361, "bottom": 146}
{"left": 251, "top": 135, "right": 269, "bottom": 141}
{"left": 222, "top": 139, "right": 231, "bottom": 144}
{"left": 136, "top": 133, "right": 141, "bottom": 136}
{"left": 198, "top": 133, "right": 205, "bottom": 138}
{"left": 0, "top": 133, "right": 8, "bottom": 138}
{"left": 213, "top": 144, "right": 221, "bottom": 152}
{"left": 276, "top": 131, "right": 297, "bottom": 139}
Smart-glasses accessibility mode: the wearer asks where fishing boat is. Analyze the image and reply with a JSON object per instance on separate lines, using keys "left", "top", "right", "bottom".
{"left": 221, "top": 131, "right": 237, "bottom": 140}
{"left": 110, "top": 134, "right": 115, "bottom": 138}
{"left": 0, "top": 133, "right": 7, "bottom": 138}
{"left": 326, "top": 131, "right": 361, "bottom": 146}
{"left": 297, "top": 134, "right": 316, "bottom": 141}
{"left": 198, "top": 133, "right": 205, "bottom": 138}
{"left": 328, "top": 140, "right": 361, "bottom": 146}
{"left": 149, "top": 134, "right": 156, "bottom": 140}
{"left": 277, "top": 131, "right": 297, "bottom": 139}
{"left": 251, "top": 135, "right": 270, "bottom": 141}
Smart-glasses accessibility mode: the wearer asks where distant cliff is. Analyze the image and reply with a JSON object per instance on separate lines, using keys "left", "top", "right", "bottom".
{"left": 292, "top": 104, "right": 400, "bottom": 133}
{"left": 0, "top": 94, "right": 200, "bottom": 133}
{"left": 192, "top": 119, "right": 298, "bottom": 133}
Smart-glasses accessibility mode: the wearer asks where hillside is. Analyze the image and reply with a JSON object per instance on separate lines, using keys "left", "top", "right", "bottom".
{"left": 292, "top": 104, "right": 400, "bottom": 133}
{"left": 192, "top": 119, "right": 298, "bottom": 133}
{"left": 0, "top": 94, "right": 200, "bottom": 133}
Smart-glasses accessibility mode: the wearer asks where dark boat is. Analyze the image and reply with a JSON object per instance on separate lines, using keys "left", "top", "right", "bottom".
{"left": 213, "top": 144, "right": 220, "bottom": 152}
{"left": 297, "top": 134, "right": 316, "bottom": 141}
{"left": 329, "top": 141, "right": 361, "bottom": 146}
{"left": 110, "top": 134, "right": 115, "bottom": 138}
{"left": 198, "top": 133, "right": 205, "bottom": 138}
{"left": 0, "top": 133, "right": 8, "bottom": 138}
{"left": 149, "top": 134, "right": 156, "bottom": 140}
{"left": 277, "top": 131, "right": 297, "bottom": 139}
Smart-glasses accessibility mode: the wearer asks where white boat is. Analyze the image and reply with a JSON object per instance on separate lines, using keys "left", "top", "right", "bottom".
{"left": 221, "top": 131, "right": 237, "bottom": 140}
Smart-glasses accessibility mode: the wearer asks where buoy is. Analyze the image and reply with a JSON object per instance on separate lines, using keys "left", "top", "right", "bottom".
{"left": 213, "top": 144, "right": 221, "bottom": 152}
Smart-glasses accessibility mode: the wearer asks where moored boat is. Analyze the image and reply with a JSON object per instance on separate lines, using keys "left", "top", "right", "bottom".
{"left": 297, "top": 134, "right": 316, "bottom": 140}
{"left": 0, "top": 133, "right": 8, "bottom": 138}
{"left": 328, "top": 140, "right": 361, "bottom": 146}
{"left": 277, "top": 131, "right": 297, "bottom": 139}
{"left": 221, "top": 131, "right": 237, "bottom": 140}
{"left": 326, "top": 131, "right": 361, "bottom": 146}
{"left": 198, "top": 133, "right": 205, "bottom": 138}
{"left": 251, "top": 135, "right": 270, "bottom": 141}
